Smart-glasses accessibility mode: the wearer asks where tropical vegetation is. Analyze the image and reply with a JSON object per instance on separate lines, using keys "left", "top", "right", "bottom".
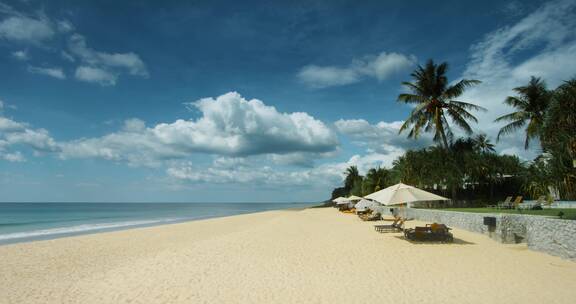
{"left": 397, "top": 59, "right": 484, "bottom": 150}
{"left": 330, "top": 60, "right": 576, "bottom": 203}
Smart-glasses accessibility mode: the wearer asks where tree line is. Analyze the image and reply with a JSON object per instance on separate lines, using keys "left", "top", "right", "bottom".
{"left": 331, "top": 60, "right": 576, "bottom": 203}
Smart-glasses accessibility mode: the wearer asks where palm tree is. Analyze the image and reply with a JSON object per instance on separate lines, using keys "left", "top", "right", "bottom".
{"left": 362, "top": 167, "right": 391, "bottom": 195}
{"left": 343, "top": 165, "right": 360, "bottom": 192}
{"left": 541, "top": 78, "right": 576, "bottom": 199}
{"left": 495, "top": 76, "right": 551, "bottom": 149}
{"left": 398, "top": 59, "right": 484, "bottom": 151}
{"left": 473, "top": 134, "right": 495, "bottom": 153}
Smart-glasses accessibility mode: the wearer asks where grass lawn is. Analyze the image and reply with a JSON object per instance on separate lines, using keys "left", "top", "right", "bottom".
{"left": 435, "top": 208, "right": 576, "bottom": 220}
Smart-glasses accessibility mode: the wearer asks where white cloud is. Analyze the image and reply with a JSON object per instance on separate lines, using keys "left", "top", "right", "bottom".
{"left": 459, "top": 0, "right": 576, "bottom": 159}
{"left": 0, "top": 99, "right": 16, "bottom": 113}
{"left": 0, "top": 16, "right": 54, "bottom": 43}
{"left": 56, "top": 20, "right": 73, "bottom": 33}
{"left": 0, "top": 4, "right": 148, "bottom": 86}
{"left": 298, "top": 66, "right": 360, "bottom": 88}
{"left": 122, "top": 118, "right": 146, "bottom": 132}
{"left": 61, "top": 51, "right": 75, "bottom": 62}
{"left": 335, "top": 118, "right": 433, "bottom": 154}
{"left": 69, "top": 34, "right": 148, "bottom": 78}
{"left": 0, "top": 114, "right": 59, "bottom": 162}
{"left": 166, "top": 151, "right": 398, "bottom": 189}
{"left": 298, "top": 52, "right": 416, "bottom": 88}
{"left": 59, "top": 92, "right": 339, "bottom": 166}
{"left": 27, "top": 66, "right": 66, "bottom": 79}
{"left": 74, "top": 66, "right": 117, "bottom": 86}
{"left": 11, "top": 50, "right": 28, "bottom": 61}
{"left": 1, "top": 151, "right": 24, "bottom": 162}
{"left": 167, "top": 161, "right": 330, "bottom": 186}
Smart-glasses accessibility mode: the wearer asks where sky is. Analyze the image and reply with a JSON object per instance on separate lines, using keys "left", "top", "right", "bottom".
{"left": 0, "top": 0, "right": 575, "bottom": 202}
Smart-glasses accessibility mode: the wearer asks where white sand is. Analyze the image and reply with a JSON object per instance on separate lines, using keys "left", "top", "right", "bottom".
{"left": 1, "top": 208, "right": 575, "bottom": 304}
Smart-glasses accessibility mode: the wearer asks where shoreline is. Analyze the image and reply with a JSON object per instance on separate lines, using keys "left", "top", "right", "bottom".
{"left": 0, "top": 203, "right": 314, "bottom": 246}
{"left": 2, "top": 208, "right": 575, "bottom": 303}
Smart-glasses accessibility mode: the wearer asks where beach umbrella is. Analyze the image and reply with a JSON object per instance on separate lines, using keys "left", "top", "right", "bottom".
{"left": 364, "top": 182, "right": 449, "bottom": 206}
{"left": 354, "top": 199, "right": 379, "bottom": 212}
{"left": 346, "top": 195, "right": 363, "bottom": 201}
{"left": 333, "top": 197, "right": 350, "bottom": 205}
{"left": 332, "top": 196, "right": 347, "bottom": 203}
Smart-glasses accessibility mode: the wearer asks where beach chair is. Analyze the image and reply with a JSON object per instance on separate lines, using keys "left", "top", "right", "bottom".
{"left": 360, "top": 212, "right": 381, "bottom": 221}
{"left": 543, "top": 196, "right": 555, "bottom": 209}
{"left": 373, "top": 217, "right": 398, "bottom": 231}
{"left": 374, "top": 218, "right": 405, "bottom": 233}
{"left": 520, "top": 195, "right": 545, "bottom": 210}
{"left": 404, "top": 223, "right": 453, "bottom": 242}
{"left": 495, "top": 196, "right": 513, "bottom": 209}
{"left": 512, "top": 196, "right": 523, "bottom": 209}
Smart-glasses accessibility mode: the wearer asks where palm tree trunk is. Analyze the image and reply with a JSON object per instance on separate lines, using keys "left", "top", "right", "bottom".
{"left": 440, "top": 130, "right": 450, "bottom": 151}
{"left": 440, "top": 127, "right": 450, "bottom": 153}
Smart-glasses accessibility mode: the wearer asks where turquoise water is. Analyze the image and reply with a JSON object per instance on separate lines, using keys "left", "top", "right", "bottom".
{"left": 0, "top": 202, "right": 312, "bottom": 245}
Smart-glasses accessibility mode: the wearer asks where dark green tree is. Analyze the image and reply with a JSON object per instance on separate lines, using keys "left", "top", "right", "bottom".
{"left": 473, "top": 134, "right": 496, "bottom": 154}
{"left": 541, "top": 78, "right": 576, "bottom": 199}
{"left": 495, "top": 76, "right": 551, "bottom": 149}
{"left": 397, "top": 59, "right": 484, "bottom": 150}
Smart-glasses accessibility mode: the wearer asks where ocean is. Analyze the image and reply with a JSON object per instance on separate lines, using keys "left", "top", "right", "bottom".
{"left": 0, "top": 202, "right": 313, "bottom": 245}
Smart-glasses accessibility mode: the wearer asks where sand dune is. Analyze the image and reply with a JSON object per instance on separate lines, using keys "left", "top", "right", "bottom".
{"left": 1, "top": 208, "right": 575, "bottom": 304}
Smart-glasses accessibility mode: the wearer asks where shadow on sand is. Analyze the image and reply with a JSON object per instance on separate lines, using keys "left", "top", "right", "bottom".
{"left": 392, "top": 235, "right": 476, "bottom": 245}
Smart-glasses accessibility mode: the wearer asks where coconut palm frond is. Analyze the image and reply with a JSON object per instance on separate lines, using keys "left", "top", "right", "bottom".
{"left": 496, "top": 119, "right": 526, "bottom": 141}
{"left": 449, "top": 100, "right": 487, "bottom": 112}
{"left": 397, "top": 93, "right": 428, "bottom": 104}
{"left": 494, "top": 111, "right": 528, "bottom": 123}
{"left": 443, "top": 79, "right": 482, "bottom": 99}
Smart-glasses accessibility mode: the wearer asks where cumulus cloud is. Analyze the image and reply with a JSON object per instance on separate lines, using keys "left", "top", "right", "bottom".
{"left": 298, "top": 52, "right": 416, "bottom": 88}
{"left": 59, "top": 92, "right": 339, "bottom": 166}
{"left": 0, "top": 16, "right": 54, "bottom": 43}
{"left": 459, "top": 0, "right": 576, "bottom": 159}
{"left": 27, "top": 66, "right": 66, "bottom": 79}
{"left": 75, "top": 66, "right": 117, "bottom": 86}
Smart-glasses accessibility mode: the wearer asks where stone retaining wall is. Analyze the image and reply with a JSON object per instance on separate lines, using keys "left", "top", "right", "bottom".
{"left": 379, "top": 208, "right": 576, "bottom": 261}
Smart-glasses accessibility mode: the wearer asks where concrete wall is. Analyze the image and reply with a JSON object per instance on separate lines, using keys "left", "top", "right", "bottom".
{"left": 391, "top": 208, "right": 576, "bottom": 261}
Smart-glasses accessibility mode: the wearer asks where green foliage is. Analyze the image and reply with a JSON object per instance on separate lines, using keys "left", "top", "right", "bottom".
{"left": 331, "top": 187, "right": 348, "bottom": 200}
{"left": 361, "top": 167, "right": 393, "bottom": 196}
{"left": 391, "top": 140, "right": 525, "bottom": 200}
{"left": 541, "top": 78, "right": 576, "bottom": 200}
{"left": 495, "top": 77, "right": 551, "bottom": 149}
{"left": 522, "top": 157, "right": 553, "bottom": 199}
{"left": 397, "top": 59, "right": 484, "bottom": 150}
{"left": 343, "top": 166, "right": 360, "bottom": 192}
{"left": 329, "top": 68, "right": 575, "bottom": 202}
{"left": 472, "top": 134, "right": 495, "bottom": 153}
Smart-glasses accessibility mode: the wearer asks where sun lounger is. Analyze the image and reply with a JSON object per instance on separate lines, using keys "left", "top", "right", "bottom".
{"left": 374, "top": 218, "right": 405, "bottom": 233}
{"left": 404, "top": 223, "right": 453, "bottom": 242}
{"left": 494, "top": 196, "right": 513, "bottom": 209}
{"left": 512, "top": 196, "right": 523, "bottom": 209}
{"left": 359, "top": 212, "right": 381, "bottom": 221}
{"left": 518, "top": 195, "right": 545, "bottom": 210}
{"left": 342, "top": 208, "right": 356, "bottom": 214}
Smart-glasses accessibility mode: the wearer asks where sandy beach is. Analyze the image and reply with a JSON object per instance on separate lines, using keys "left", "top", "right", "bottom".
{"left": 1, "top": 207, "right": 576, "bottom": 304}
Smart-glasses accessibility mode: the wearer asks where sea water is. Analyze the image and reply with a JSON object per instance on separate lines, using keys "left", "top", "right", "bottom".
{"left": 0, "top": 202, "right": 312, "bottom": 245}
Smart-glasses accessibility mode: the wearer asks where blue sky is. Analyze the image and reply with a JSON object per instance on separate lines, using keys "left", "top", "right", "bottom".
{"left": 1, "top": 0, "right": 575, "bottom": 202}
